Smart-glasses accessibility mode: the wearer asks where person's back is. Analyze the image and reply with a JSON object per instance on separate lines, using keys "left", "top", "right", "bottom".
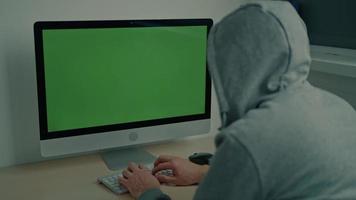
{"left": 196, "top": 83, "right": 356, "bottom": 199}
{"left": 194, "top": 1, "right": 356, "bottom": 199}
{"left": 255, "top": 84, "right": 356, "bottom": 199}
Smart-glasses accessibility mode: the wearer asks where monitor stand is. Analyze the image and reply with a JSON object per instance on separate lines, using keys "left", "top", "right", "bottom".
{"left": 101, "top": 148, "right": 157, "bottom": 171}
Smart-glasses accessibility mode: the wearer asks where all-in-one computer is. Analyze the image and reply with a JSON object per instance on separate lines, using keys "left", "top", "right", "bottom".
{"left": 34, "top": 19, "right": 212, "bottom": 170}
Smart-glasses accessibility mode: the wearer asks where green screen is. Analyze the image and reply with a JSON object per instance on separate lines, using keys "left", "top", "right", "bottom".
{"left": 42, "top": 26, "right": 207, "bottom": 132}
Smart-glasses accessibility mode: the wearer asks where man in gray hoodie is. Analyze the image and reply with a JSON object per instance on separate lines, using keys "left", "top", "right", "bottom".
{"left": 119, "top": 1, "right": 356, "bottom": 199}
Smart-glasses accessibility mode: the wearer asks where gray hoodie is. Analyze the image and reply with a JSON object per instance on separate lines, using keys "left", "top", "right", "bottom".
{"left": 140, "top": 1, "right": 356, "bottom": 200}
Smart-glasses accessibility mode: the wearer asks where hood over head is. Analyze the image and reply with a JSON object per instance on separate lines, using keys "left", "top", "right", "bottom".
{"left": 208, "top": 1, "right": 311, "bottom": 128}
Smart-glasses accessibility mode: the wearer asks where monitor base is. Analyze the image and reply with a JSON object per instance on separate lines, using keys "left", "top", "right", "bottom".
{"left": 101, "top": 148, "right": 157, "bottom": 171}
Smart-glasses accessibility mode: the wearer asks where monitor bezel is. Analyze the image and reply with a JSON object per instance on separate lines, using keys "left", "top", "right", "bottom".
{"left": 34, "top": 19, "right": 213, "bottom": 140}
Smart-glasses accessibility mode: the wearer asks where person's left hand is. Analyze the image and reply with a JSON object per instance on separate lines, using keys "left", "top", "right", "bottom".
{"left": 119, "top": 162, "right": 160, "bottom": 199}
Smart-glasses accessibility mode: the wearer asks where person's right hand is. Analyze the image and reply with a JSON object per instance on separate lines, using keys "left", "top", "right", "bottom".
{"left": 152, "top": 155, "right": 209, "bottom": 186}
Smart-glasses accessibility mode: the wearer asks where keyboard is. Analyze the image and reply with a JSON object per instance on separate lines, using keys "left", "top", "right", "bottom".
{"left": 97, "top": 168, "right": 174, "bottom": 194}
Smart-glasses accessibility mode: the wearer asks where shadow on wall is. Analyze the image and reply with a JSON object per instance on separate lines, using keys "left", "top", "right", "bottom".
{"left": 4, "top": 41, "right": 44, "bottom": 165}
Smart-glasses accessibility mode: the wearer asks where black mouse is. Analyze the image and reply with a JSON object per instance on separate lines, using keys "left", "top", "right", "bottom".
{"left": 188, "top": 152, "right": 213, "bottom": 165}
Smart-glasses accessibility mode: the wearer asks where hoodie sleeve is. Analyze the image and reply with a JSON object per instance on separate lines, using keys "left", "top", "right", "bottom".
{"left": 193, "top": 132, "right": 263, "bottom": 200}
{"left": 138, "top": 188, "right": 171, "bottom": 200}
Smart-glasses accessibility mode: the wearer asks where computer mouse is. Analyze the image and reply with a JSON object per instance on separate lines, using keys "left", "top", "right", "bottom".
{"left": 188, "top": 152, "right": 213, "bottom": 165}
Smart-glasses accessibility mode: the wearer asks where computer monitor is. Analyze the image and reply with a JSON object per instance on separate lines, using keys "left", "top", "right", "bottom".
{"left": 34, "top": 19, "right": 212, "bottom": 169}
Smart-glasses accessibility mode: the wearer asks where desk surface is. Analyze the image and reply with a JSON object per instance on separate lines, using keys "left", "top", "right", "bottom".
{"left": 0, "top": 135, "right": 215, "bottom": 200}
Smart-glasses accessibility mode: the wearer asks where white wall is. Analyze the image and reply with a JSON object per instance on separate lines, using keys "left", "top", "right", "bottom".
{"left": 0, "top": 0, "right": 261, "bottom": 168}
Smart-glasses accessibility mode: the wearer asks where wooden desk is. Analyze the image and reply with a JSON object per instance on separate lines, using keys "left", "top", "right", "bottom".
{"left": 0, "top": 135, "right": 215, "bottom": 200}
